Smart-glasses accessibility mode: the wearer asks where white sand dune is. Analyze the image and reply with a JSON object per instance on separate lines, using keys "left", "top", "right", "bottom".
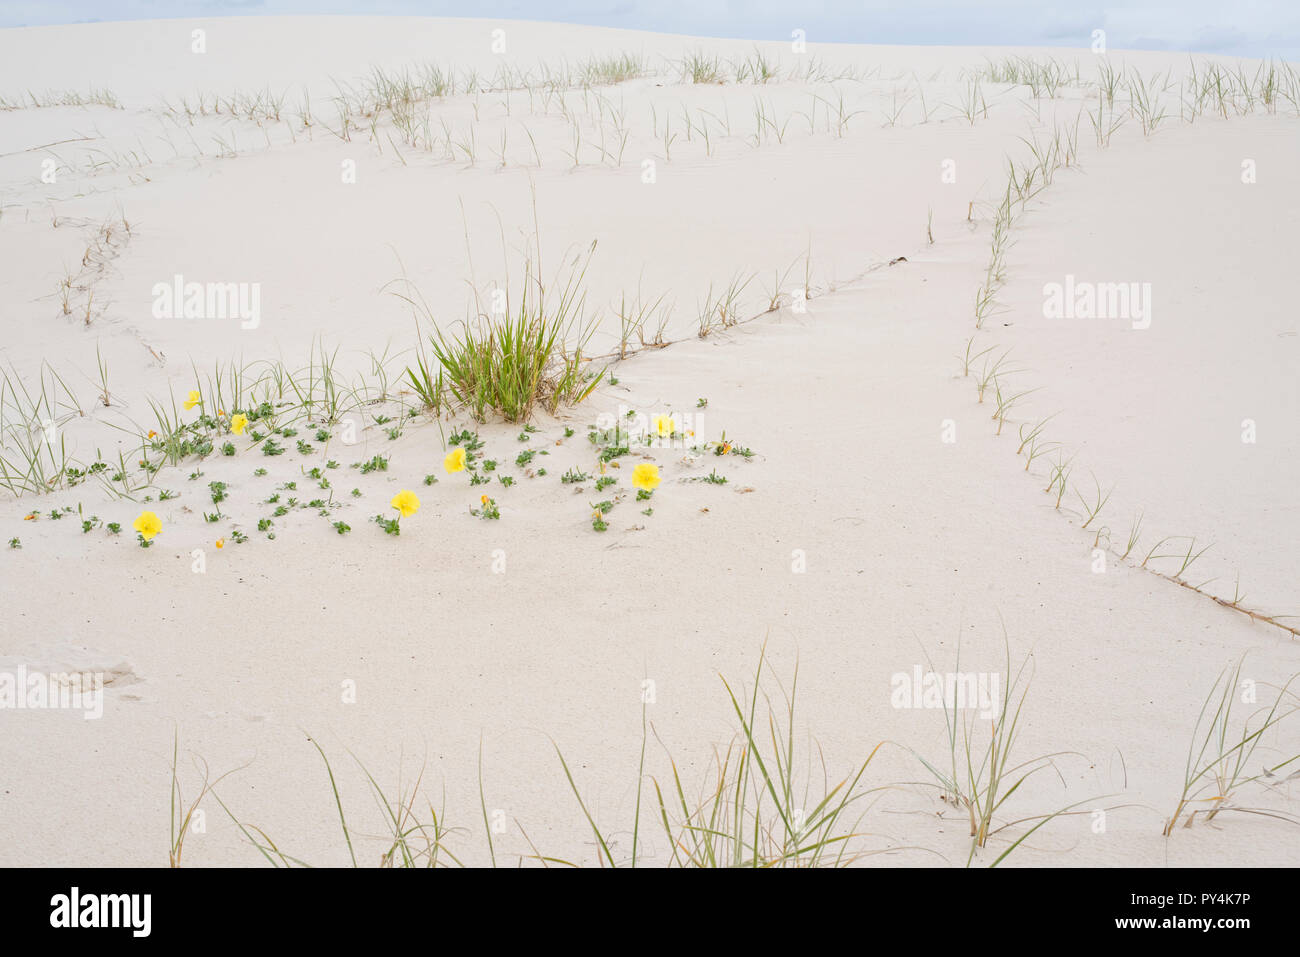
{"left": 1, "top": 17, "right": 1297, "bottom": 867}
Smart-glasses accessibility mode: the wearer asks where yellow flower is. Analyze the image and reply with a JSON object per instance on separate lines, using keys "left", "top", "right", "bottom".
{"left": 217, "top": 409, "right": 225, "bottom": 417}
{"left": 444, "top": 447, "right": 467, "bottom": 473}
{"left": 215, "top": 538, "right": 224, "bottom": 549}
{"left": 631, "top": 463, "right": 660, "bottom": 491}
{"left": 183, "top": 390, "right": 201, "bottom": 410}
{"left": 480, "top": 495, "right": 490, "bottom": 505}
{"left": 147, "top": 430, "right": 158, "bottom": 439}
{"left": 390, "top": 489, "right": 420, "bottom": 518}
{"left": 133, "top": 511, "right": 162, "bottom": 541}
{"left": 653, "top": 414, "right": 675, "bottom": 437}
{"left": 230, "top": 413, "right": 249, "bottom": 435}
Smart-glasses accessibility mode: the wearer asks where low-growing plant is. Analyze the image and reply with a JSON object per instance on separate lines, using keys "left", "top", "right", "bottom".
{"left": 555, "top": 646, "right": 884, "bottom": 867}
{"left": 392, "top": 208, "right": 604, "bottom": 423}
{"left": 471, "top": 495, "right": 500, "bottom": 520}
{"left": 1164, "top": 658, "right": 1300, "bottom": 834}
{"left": 908, "top": 635, "right": 1095, "bottom": 865}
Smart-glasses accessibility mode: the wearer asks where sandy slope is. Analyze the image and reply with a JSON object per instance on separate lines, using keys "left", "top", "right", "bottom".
{"left": 989, "top": 117, "right": 1300, "bottom": 614}
{"left": 0, "top": 18, "right": 1297, "bottom": 867}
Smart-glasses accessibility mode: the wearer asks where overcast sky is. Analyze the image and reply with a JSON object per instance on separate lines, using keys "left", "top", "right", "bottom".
{"left": 2, "top": 1, "right": 1297, "bottom": 59}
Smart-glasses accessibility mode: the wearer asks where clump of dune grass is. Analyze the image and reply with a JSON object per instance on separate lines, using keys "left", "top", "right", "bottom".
{"left": 581, "top": 53, "right": 647, "bottom": 87}
{"left": 1073, "top": 471, "right": 1114, "bottom": 531}
{"left": 735, "top": 49, "right": 779, "bottom": 85}
{"left": 990, "top": 377, "right": 1036, "bottom": 436}
{"left": 696, "top": 271, "right": 755, "bottom": 338}
{"left": 211, "top": 736, "right": 464, "bottom": 868}
{"left": 1164, "top": 659, "right": 1300, "bottom": 835}
{"left": 977, "top": 56, "right": 1080, "bottom": 98}
{"left": 6, "top": 87, "right": 122, "bottom": 110}
{"left": 0, "top": 361, "right": 84, "bottom": 496}
{"left": 1016, "top": 414, "right": 1058, "bottom": 469}
{"left": 813, "top": 89, "right": 864, "bottom": 137}
{"left": 614, "top": 286, "right": 671, "bottom": 357}
{"left": 907, "top": 634, "right": 1098, "bottom": 866}
{"left": 1088, "top": 94, "right": 1126, "bottom": 147}
{"left": 678, "top": 51, "right": 724, "bottom": 85}
{"left": 751, "top": 96, "right": 794, "bottom": 145}
{"left": 761, "top": 255, "right": 806, "bottom": 313}
{"left": 396, "top": 243, "right": 603, "bottom": 423}
{"left": 554, "top": 646, "right": 885, "bottom": 867}
{"left": 957, "top": 336, "right": 996, "bottom": 377}
{"left": 404, "top": 345, "right": 446, "bottom": 413}
{"left": 974, "top": 348, "right": 1013, "bottom": 403}
{"left": 169, "top": 731, "right": 250, "bottom": 867}
{"left": 951, "top": 77, "right": 988, "bottom": 124}
{"left": 390, "top": 194, "right": 605, "bottom": 423}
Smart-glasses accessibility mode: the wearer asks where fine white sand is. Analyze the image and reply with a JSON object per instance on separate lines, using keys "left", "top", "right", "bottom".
{"left": 1, "top": 17, "right": 1297, "bottom": 867}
